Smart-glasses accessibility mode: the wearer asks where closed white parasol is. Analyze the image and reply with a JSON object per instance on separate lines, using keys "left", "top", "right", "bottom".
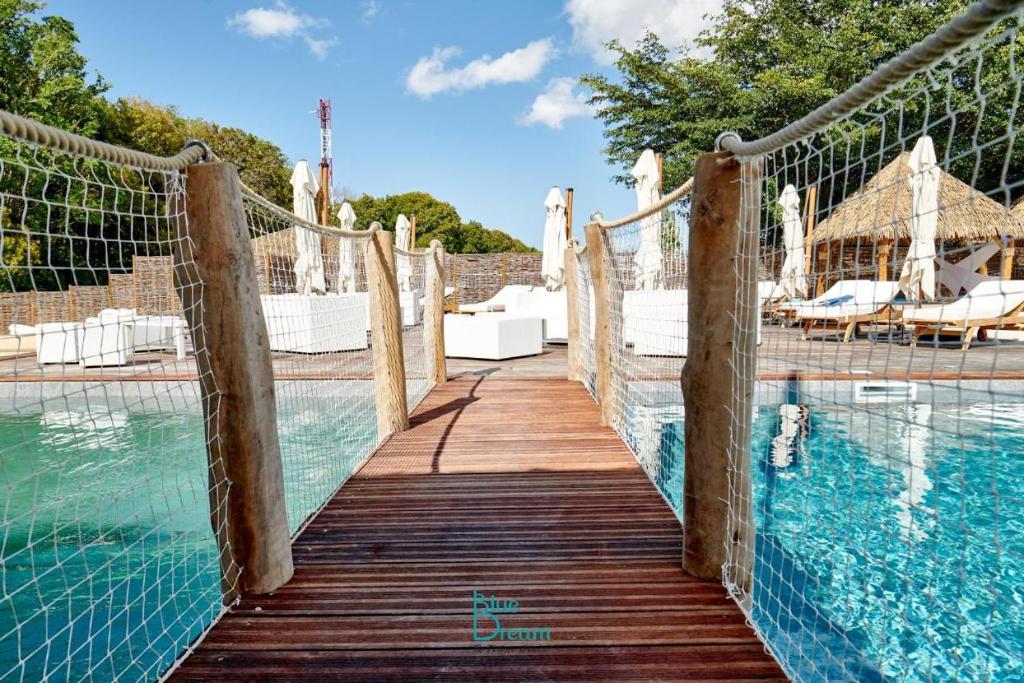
{"left": 337, "top": 201, "right": 357, "bottom": 293}
{"left": 541, "top": 187, "right": 567, "bottom": 290}
{"left": 632, "top": 149, "right": 663, "bottom": 290}
{"left": 394, "top": 214, "right": 413, "bottom": 292}
{"left": 778, "top": 184, "right": 808, "bottom": 299}
{"left": 291, "top": 160, "right": 326, "bottom": 295}
{"left": 899, "top": 136, "right": 940, "bottom": 301}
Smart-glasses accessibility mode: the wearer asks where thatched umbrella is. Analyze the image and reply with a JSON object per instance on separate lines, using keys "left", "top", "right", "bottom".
{"left": 814, "top": 151, "right": 1024, "bottom": 282}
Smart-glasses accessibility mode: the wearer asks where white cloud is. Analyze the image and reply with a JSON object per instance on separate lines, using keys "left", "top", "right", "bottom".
{"left": 520, "top": 78, "right": 595, "bottom": 129}
{"left": 304, "top": 36, "right": 338, "bottom": 61}
{"left": 362, "top": 0, "right": 382, "bottom": 23}
{"left": 407, "top": 38, "right": 556, "bottom": 99}
{"left": 229, "top": 2, "right": 336, "bottom": 60}
{"left": 565, "top": 0, "right": 723, "bottom": 64}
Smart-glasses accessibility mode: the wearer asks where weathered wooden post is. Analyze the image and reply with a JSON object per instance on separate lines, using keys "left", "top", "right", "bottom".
{"left": 584, "top": 220, "right": 620, "bottom": 427}
{"left": 1002, "top": 240, "right": 1016, "bottom": 279}
{"left": 877, "top": 239, "right": 892, "bottom": 281}
{"left": 174, "top": 161, "right": 294, "bottom": 602}
{"left": 424, "top": 239, "right": 447, "bottom": 385}
{"left": 680, "top": 150, "right": 757, "bottom": 592}
{"left": 565, "top": 187, "right": 574, "bottom": 240}
{"left": 365, "top": 224, "right": 410, "bottom": 438}
{"left": 564, "top": 241, "right": 581, "bottom": 381}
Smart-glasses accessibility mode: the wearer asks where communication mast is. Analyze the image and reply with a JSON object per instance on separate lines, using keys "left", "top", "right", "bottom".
{"left": 317, "top": 98, "right": 332, "bottom": 225}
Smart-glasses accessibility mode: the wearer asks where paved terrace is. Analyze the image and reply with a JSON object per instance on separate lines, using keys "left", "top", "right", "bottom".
{"left": 3, "top": 325, "right": 1024, "bottom": 381}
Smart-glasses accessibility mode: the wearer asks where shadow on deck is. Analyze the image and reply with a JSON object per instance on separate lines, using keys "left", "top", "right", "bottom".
{"left": 170, "top": 377, "right": 783, "bottom": 681}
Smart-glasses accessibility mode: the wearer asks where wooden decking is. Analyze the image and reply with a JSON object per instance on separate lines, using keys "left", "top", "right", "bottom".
{"left": 170, "top": 377, "right": 783, "bottom": 681}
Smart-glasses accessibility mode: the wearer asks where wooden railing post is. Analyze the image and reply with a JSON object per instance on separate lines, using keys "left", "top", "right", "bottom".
{"left": 425, "top": 239, "right": 447, "bottom": 385}
{"left": 174, "top": 161, "right": 293, "bottom": 602}
{"left": 564, "top": 242, "right": 581, "bottom": 381}
{"left": 680, "top": 151, "right": 757, "bottom": 590}
{"left": 1002, "top": 240, "right": 1016, "bottom": 279}
{"left": 365, "top": 225, "right": 410, "bottom": 439}
{"left": 585, "top": 221, "right": 620, "bottom": 427}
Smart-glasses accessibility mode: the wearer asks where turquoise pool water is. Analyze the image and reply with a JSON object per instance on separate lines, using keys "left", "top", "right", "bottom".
{"left": 0, "top": 394, "right": 377, "bottom": 682}
{"left": 630, "top": 399, "right": 1023, "bottom": 682}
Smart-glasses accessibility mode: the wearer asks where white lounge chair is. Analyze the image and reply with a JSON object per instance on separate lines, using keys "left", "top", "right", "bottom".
{"left": 935, "top": 242, "right": 1000, "bottom": 297}
{"left": 794, "top": 280, "right": 901, "bottom": 342}
{"left": 458, "top": 285, "right": 534, "bottom": 313}
{"left": 904, "top": 280, "right": 1024, "bottom": 350}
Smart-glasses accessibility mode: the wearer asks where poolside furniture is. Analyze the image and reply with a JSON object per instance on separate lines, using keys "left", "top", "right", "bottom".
{"left": 399, "top": 288, "right": 423, "bottom": 327}
{"left": 904, "top": 280, "right": 1024, "bottom": 349}
{"left": 624, "top": 289, "right": 688, "bottom": 356}
{"left": 935, "top": 242, "right": 1000, "bottom": 297}
{"left": 793, "top": 280, "right": 901, "bottom": 342}
{"left": 79, "top": 319, "right": 133, "bottom": 367}
{"left": 443, "top": 313, "right": 543, "bottom": 360}
{"left": 458, "top": 285, "right": 535, "bottom": 313}
{"left": 511, "top": 289, "right": 567, "bottom": 342}
{"left": 98, "top": 309, "right": 188, "bottom": 360}
{"left": 35, "top": 322, "right": 83, "bottom": 364}
{"left": 261, "top": 293, "right": 369, "bottom": 353}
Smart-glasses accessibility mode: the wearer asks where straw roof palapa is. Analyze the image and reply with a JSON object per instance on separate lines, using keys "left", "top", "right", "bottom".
{"left": 814, "top": 152, "right": 1024, "bottom": 242}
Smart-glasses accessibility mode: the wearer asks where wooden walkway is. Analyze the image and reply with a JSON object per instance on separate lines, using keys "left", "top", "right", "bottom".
{"left": 171, "top": 377, "right": 783, "bottom": 681}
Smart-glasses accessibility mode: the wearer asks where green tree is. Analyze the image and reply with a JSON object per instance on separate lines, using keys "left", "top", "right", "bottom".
{"left": 580, "top": 0, "right": 1019, "bottom": 198}
{"left": 340, "top": 191, "right": 534, "bottom": 253}
{"left": 0, "top": 0, "right": 107, "bottom": 133}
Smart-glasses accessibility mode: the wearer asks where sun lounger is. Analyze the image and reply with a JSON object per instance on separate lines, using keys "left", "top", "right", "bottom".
{"left": 458, "top": 285, "right": 535, "bottom": 313}
{"left": 794, "top": 280, "right": 901, "bottom": 342}
{"left": 903, "top": 280, "right": 1024, "bottom": 350}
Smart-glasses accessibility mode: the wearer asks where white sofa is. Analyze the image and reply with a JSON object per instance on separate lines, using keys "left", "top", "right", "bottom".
{"left": 511, "top": 289, "right": 567, "bottom": 342}
{"left": 79, "top": 319, "right": 133, "bottom": 367}
{"left": 444, "top": 313, "right": 543, "bottom": 360}
{"left": 262, "top": 293, "right": 369, "bottom": 353}
{"left": 625, "top": 290, "right": 688, "bottom": 356}
{"left": 458, "top": 285, "right": 534, "bottom": 313}
{"left": 97, "top": 309, "right": 187, "bottom": 360}
{"left": 399, "top": 288, "right": 423, "bottom": 327}
{"left": 36, "top": 322, "right": 83, "bottom": 364}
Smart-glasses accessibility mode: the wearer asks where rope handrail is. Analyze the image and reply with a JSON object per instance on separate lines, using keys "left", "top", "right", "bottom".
{"left": 719, "top": 0, "right": 1023, "bottom": 158}
{"left": 588, "top": 176, "right": 695, "bottom": 231}
{"left": 239, "top": 185, "right": 378, "bottom": 240}
{"left": 0, "top": 109, "right": 208, "bottom": 171}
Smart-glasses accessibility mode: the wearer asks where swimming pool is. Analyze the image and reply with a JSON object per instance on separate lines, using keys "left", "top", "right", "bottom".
{"left": 628, "top": 392, "right": 1023, "bottom": 682}
{"left": 0, "top": 383, "right": 378, "bottom": 681}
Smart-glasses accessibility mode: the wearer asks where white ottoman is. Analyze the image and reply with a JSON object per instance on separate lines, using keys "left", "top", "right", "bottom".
{"left": 262, "top": 293, "right": 369, "bottom": 353}
{"left": 444, "top": 314, "right": 543, "bottom": 360}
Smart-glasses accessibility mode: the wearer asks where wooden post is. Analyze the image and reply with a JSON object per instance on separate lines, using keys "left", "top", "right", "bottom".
{"left": 585, "top": 221, "right": 620, "bottom": 427}
{"left": 564, "top": 242, "right": 581, "bottom": 381}
{"left": 319, "top": 161, "right": 330, "bottom": 226}
{"left": 877, "top": 239, "right": 892, "bottom": 281}
{"left": 656, "top": 153, "right": 664, "bottom": 193}
{"left": 816, "top": 243, "right": 830, "bottom": 296}
{"left": 365, "top": 226, "right": 410, "bottom": 439}
{"left": 680, "top": 151, "right": 756, "bottom": 589}
{"left": 565, "top": 188, "right": 575, "bottom": 241}
{"left": 803, "top": 185, "right": 817, "bottom": 276}
{"left": 410, "top": 214, "right": 417, "bottom": 250}
{"left": 174, "top": 161, "right": 294, "bottom": 601}
{"left": 425, "top": 239, "right": 447, "bottom": 385}
{"left": 1002, "top": 240, "right": 1016, "bottom": 279}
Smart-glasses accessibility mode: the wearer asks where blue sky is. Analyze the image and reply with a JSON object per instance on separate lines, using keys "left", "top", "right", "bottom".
{"left": 46, "top": 0, "right": 716, "bottom": 248}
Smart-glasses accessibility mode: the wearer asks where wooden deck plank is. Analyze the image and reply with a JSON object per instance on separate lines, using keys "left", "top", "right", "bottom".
{"left": 170, "top": 377, "right": 782, "bottom": 681}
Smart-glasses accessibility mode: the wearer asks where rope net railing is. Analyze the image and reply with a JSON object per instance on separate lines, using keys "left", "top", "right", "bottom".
{"left": 723, "top": 8, "right": 1024, "bottom": 682}
{"left": 588, "top": 195, "right": 693, "bottom": 512}
{"left": 573, "top": 245, "right": 597, "bottom": 398}
{"left": 397, "top": 246, "right": 431, "bottom": 411}
{"left": 243, "top": 197, "right": 379, "bottom": 535}
{"left": 0, "top": 135, "right": 230, "bottom": 680}
{"left": 0, "top": 115, "right": 408, "bottom": 679}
